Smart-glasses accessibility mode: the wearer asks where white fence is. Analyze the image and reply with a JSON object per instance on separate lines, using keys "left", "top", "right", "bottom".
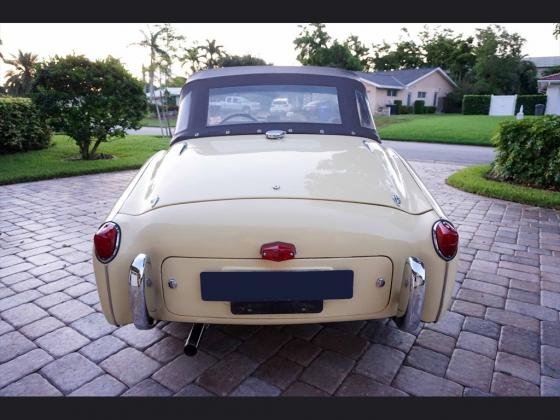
{"left": 489, "top": 94, "right": 517, "bottom": 116}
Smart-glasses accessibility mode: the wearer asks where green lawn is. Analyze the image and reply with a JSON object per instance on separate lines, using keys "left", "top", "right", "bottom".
{"left": 447, "top": 165, "right": 560, "bottom": 209}
{"left": 0, "top": 135, "right": 169, "bottom": 185}
{"left": 377, "top": 114, "right": 532, "bottom": 146}
{"left": 140, "top": 117, "right": 177, "bottom": 127}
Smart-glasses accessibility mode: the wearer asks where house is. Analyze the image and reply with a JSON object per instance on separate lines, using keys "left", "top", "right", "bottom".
{"left": 354, "top": 67, "right": 457, "bottom": 115}
{"left": 146, "top": 87, "right": 182, "bottom": 106}
{"left": 527, "top": 56, "right": 560, "bottom": 78}
{"left": 538, "top": 73, "right": 560, "bottom": 115}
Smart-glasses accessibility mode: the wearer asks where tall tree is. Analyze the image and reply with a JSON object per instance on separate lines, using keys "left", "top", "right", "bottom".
{"left": 517, "top": 60, "right": 538, "bottom": 94}
{"left": 293, "top": 23, "right": 331, "bottom": 66}
{"left": 132, "top": 24, "right": 184, "bottom": 102}
{"left": 554, "top": 23, "right": 560, "bottom": 39}
{"left": 200, "top": 39, "right": 226, "bottom": 69}
{"left": 470, "top": 25, "right": 526, "bottom": 94}
{"left": 344, "top": 35, "right": 372, "bottom": 71}
{"left": 418, "top": 26, "right": 476, "bottom": 82}
{"left": 181, "top": 44, "right": 204, "bottom": 74}
{"left": 293, "top": 23, "right": 369, "bottom": 71}
{"left": 371, "top": 28, "right": 424, "bottom": 71}
{"left": 217, "top": 54, "right": 268, "bottom": 67}
{"left": 2, "top": 50, "right": 39, "bottom": 96}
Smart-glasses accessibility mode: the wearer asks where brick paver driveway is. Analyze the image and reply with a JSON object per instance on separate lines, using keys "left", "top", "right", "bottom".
{"left": 1, "top": 161, "right": 559, "bottom": 396}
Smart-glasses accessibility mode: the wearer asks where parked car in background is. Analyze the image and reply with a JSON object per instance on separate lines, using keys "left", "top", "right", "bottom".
{"left": 93, "top": 66, "right": 459, "bottom": 357}
{"left": 270, "top": 97, "right": 292, "bottom": 114}
{"left": 209, "top": 95, "right": 260, "bottom": 114}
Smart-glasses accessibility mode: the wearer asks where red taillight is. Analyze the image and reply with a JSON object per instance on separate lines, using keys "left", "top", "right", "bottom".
{"left": 94, "top": 222, "right": 120, "bottom": 263}
{"left": 260, "top": 241, "right": 296, "bottom": 262}
{"left": 433, "top": 220, "right": 459, "bottom": 261}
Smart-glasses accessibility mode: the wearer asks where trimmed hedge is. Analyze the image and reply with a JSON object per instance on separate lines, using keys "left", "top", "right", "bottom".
{"left": 393, "top": 99, "right": 402, "bottom": 115}
{"left": 425, "top": 106, "right": 437, "bottom": 114}
{"left": 462, "top": 95, "right": 491, "bottom": 115}
{"left": 413, "top": 99, "right": 425, "bottom": 114}
{"left": 0, "top": 97, "right": 52, "bottom": 154}
{"left": 516, "top": 95, "right": 547, "bottom": 115}
{"left": 491, "top": 116, "right": 560, "bottom": 190}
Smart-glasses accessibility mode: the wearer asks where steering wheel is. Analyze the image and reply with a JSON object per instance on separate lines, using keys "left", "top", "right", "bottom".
{"left": 220, "top": 113, "right": 259, "bottom": 123}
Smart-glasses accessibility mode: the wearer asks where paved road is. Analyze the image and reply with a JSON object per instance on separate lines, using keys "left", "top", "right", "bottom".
{"left": 383, "top": 140, "right": 495, "bottom": 165}
{"left": 128, "top": 127, "right": 495, "bottom": 165}
{"left": 1, "top": 162, "right": 559, "bottom": 396}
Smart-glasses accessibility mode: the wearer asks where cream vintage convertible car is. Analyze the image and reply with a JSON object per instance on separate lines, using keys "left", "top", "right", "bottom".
{"left": 93, "top": 66, "right": 459, "bottom": 356}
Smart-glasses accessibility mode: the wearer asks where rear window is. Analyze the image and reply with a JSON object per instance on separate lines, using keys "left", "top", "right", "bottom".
{"left": 207, "top": 85, "right": 342, "bottom": 126}
{"left": 356, "top": 90, "right": 375, "bottom": 130}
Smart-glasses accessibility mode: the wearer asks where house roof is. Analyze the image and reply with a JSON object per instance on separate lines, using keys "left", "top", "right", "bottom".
{"left": 355, "top": 67, "right": 457, "bottom": 89}
{"left": 528, "top": 56, "right": 560, "bottom": 68}
{"left": 539, "top": 72, "right": 560, "bottom": 81}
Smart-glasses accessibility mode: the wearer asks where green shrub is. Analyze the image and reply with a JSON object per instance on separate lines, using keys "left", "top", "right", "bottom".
{"left": 399, "top": 105, "right": 413, "bottom": 115}
{"left": 442, "top": 91, "right": 463, "bottom": 113}
{"left": 425, "top": 106, "right": 437, "bottom": 114}
{"left": 515, "top": 95, "right": 547, "bottom": 115}
{"left": 0, "top": 97, "right": 51, "bottom": 154}
{"left": 393, "top": 100, "right": 402, "bottom": 115}
{"left": 491, "top": 116, "right": 560, "bottom": 190}
{"left": 413, "top": 100, "right": 425, "bottom": 114}
{"left": 462, "top": 95, "right": 491, "bottom": 115}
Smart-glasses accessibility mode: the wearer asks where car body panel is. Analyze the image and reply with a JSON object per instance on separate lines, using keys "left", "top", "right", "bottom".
{"left": 94, "top": 196, "right": 457, "bottom": 325}
{"left": 119, "top": 135, "right": 433, "bottom": 216}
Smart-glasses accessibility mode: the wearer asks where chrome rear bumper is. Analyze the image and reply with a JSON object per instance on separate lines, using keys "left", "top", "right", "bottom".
{"left": 129, "top": 254, "right": 156, "bottom": 330}
{"left": 394, "top": 257, "right": 426, "bottom": 333}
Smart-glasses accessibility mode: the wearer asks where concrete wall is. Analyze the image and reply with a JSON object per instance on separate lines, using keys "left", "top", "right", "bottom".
{"left": 364, "top": 70, "right": 456, "bottom": 115}
{"left": 545, "top": 84, "right": 560, "bottom": 115}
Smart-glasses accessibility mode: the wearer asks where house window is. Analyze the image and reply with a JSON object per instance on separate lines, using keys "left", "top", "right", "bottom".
{"left": 417, "top": 91, "right": 427, "bottom": 99}
{"left": 387, "top": 89, "right": 398, "bottom": 97}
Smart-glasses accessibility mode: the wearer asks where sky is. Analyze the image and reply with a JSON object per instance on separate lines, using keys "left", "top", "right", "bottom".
{"left": 1, "top": 23, "right": 559, "bottom": 82}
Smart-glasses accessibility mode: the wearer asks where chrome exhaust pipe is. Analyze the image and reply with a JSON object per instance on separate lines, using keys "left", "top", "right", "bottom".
{"left": 184, "top": 323, "right": 206, "bottom": 356}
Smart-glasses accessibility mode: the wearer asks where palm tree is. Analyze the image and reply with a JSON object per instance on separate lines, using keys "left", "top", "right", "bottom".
{"left": 181, "top": 44, "right": 203, "bottom": 74}
{"left": 3, "top": 50, "right": 39, "bottom": 96}
{"left": 200, "top": 39, "right": 225, "bottom": 69}
{"left": 132, "top": 24, "right": 184, "bottom": 136}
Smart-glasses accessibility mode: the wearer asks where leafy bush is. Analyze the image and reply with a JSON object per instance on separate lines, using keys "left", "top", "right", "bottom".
{"left": 462, "top": 95, "right": 491, "bottom": 115}
{"left": 515, "top": 95, "right": 547, "bottom": 115}
{"left": 491, "top": 116, "right": 560, "bottom": 190}
{"left": 32, "top": 55, "right": 147, "bottom": 160}
{"left": 443, "top": 90, "right": 464, "bottom": 114}
{"left": 0, "top": 97, "right": 51, "bottom": 154}
{"left": 413, "top": 100, "right": 425, "bottom": 114}
{"left": 393, "top": 100, "right": 402, "bottom": 115}
{"left": 399, "top": 105, "right": 413, "bottom": 115}
{"left": 425, "top": 106, "right": 437, "bottom": 114}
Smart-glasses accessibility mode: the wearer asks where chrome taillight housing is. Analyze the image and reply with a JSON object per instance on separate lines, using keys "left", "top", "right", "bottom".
{"left": 94, "top": 222, "right": 121, "bottom": 263}
{"left": 432, "top": 220, "right": 459, "bottom": 261}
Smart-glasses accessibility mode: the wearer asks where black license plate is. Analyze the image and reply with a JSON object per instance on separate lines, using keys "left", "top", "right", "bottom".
{"left": 231, "top": 300, "right": 323, "bottom": 315}
{"left": 200, "top": 270, "right": 353, "bottom": 302}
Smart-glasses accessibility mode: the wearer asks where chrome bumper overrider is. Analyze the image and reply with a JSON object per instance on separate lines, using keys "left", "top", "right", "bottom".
{"left": 394, "top": 257, "right": 426, "bottom": 333}
{"left": 129, "top": 254, "right": 156, "bottom": 330}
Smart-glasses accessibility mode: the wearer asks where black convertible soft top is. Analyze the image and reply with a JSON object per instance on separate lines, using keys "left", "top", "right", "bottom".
{"left": 170, "top": 66, "right": 380, "bottom": 144}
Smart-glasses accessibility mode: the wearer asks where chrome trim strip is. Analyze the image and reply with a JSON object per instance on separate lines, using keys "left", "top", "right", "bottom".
{"left": 104, "top": 264, "right": 119, "bottom": 326}
{"left": 394, "top": 257, "right": 426, "bottom": 333}
{"left": 129, "top": 253, "right": 156, "bottom": 330}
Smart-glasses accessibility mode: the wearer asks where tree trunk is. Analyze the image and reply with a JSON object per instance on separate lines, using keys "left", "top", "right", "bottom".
{"left": 90, "top": 139, "right": 103, "bottom": 158}
{"left": 79, "top": 141, "right": 91, "bottom": 160}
